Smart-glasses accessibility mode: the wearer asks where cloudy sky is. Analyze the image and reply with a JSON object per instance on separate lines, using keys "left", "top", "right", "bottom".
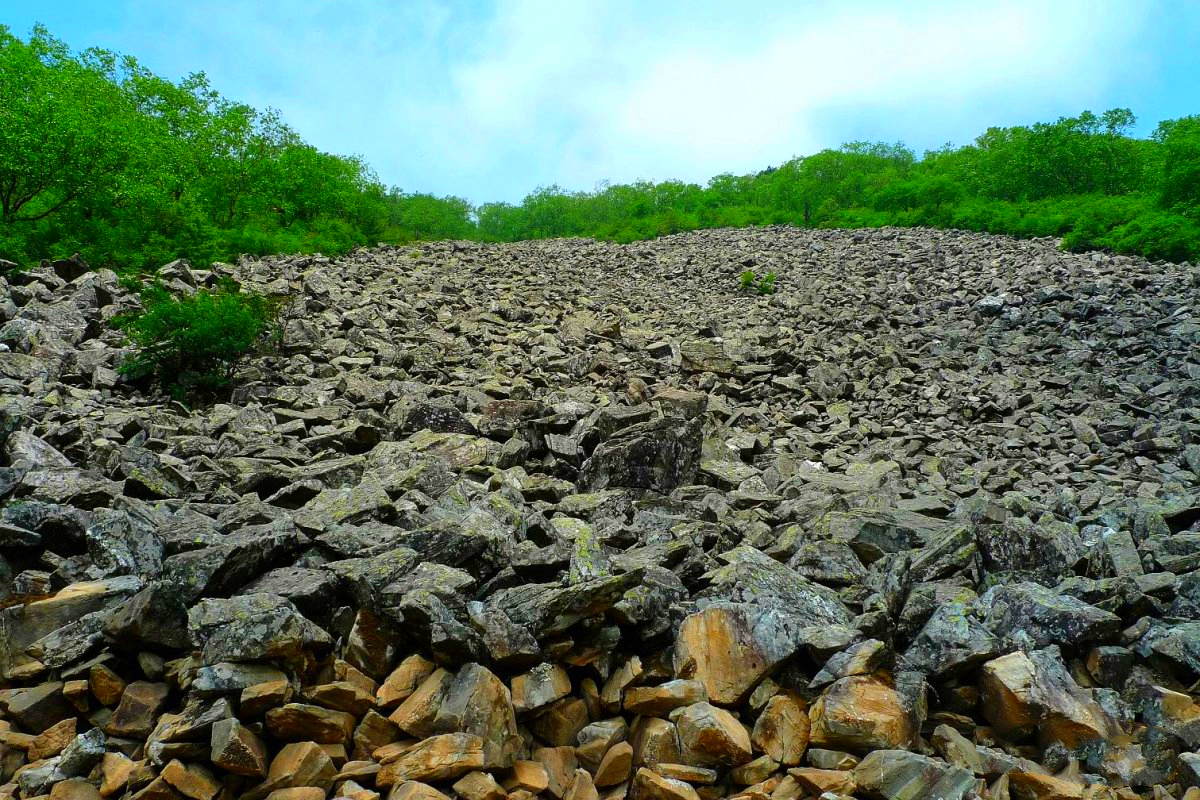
{"left": 8, "top": 1, "right": 1199, "bottom": 203}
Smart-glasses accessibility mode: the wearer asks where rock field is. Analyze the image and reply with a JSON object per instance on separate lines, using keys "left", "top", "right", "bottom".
{"left": 2, "top": 225, "right": 1200, "bottom": 800}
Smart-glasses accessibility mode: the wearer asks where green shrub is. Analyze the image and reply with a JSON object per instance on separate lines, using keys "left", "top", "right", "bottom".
{"left": 114, "top": 277, "right": 285, "bottom": 399}
{"left": 739, "top": 269, "right": 757, "bottom": 289}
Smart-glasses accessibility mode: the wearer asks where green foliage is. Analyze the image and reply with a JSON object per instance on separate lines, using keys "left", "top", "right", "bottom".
{"left": 0, "top": 25, "right": 476, "bottom": 271}
{"left": 2, "top": 23, "right": 1196, "bottom": 268}
{"left": 114, "top": 278, "right": 285, "bottom": 399}
{"left": 737, "top": 270, "right": 778, "bottom": 295}
{"left": 470, "top": 108, "right": 1199, "bottom": 263}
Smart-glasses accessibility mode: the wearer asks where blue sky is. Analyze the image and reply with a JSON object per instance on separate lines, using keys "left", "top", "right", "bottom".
{"left": 6, "top": 0, "right": 1199, "bottom": 204}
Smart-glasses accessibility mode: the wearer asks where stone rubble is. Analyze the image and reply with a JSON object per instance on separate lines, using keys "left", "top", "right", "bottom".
{"left": 1, "top": 227, "right": 1199, "bottom": 800}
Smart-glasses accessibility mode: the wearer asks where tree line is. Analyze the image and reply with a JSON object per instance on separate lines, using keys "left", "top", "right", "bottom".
{"left": 3, "top": 25, "right": 1198, "bottom": 271}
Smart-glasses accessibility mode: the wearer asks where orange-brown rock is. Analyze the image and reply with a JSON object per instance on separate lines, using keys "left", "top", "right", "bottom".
{"left": 268, "top": 742, "right": 337, "bottom": 791}
{"left": 595, "top": 742, "right": 633, "bottom": 787}
{"left": 386, "top": 782, "right": 450, "bottom": 800}
{"left": 528, "top": 697, "right": 590, "bottom": 746}
{"left": 623, "top": 681, "right": 706, "bottom": 717}
{"left": 451, "top": 770, "right": 506, "bottom": 800}
{"left": 303, "top": 681, "right": 376, "bottom": 717}
{"left": 674, "top": 607, "right": 787, "bottom": 706}
{"left": 565, "top": 768, "right": 600, "bottom": 800}
{"left": 1008, "top": 772, "right": 1085, "bottom": 800}
{"left": 787, "top": 768, "right": 856, "bottom": 796}
{"left": 676, "top": 702, "right": 753, "bottom": 767}
{"left": 808, "top": 676, "right": 914, "bottom": 750}
{"left": 265, "top": 789, "right": 326, "bottom": 800}
{"left": 50, "top": 778, "right": 102, "bottom": 800}
{"left": 633, "top": 768, "right": 701, "bottom": 800}
{"left": 511, "top": 664, "right": 572, "bottom": 714}
{"left": 99, "top": 752, "right": 137, "bottom": 797}
{"left": 106, "top": 682, "right": 170, "bottom": 739}
{"left": 376, "top": 733, "right": 486, "bottom": 785}
{"left": 751, "top": 692, "right": 808, "bottom": 766}
{"left": 160, "top": 759, "right": 221, "bottom": 800}
{"left": 241, "top": 679, "right": 294, "bottom": 718}
{"left": 211, "top": 718, "right": 268, "bottom": 778}
{"left": 266, "top": 703, "right": 357, "bottom": 744}
{"left": 28, "top": 717, "right": 76, "bottom": 761}
{"left": 980, "top": 651, "right": 1115, "bottom": 748}
{"left": 89, "top": 664, "right": 126, "bottom": 707}
{"left": 629, "top": 717, "right": 680, "bottom": 770}
{"left": 377, "top": 655, "right": 435, "bottom": 710}
{"left": 532, "top": 746, "right": 578, "bottom": 799}
{"left": 502, "top": 761, "right": 550, "bottom": 794}
{"left": 62, "top": 678, "right": 90, "bottom": 712}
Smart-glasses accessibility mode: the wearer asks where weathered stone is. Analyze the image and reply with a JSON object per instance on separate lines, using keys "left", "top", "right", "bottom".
{"left": 751, "top": 691, "right": 808, "bottom": 766}
{"left": 210, "top": 718, "right": 268, "bottom": 777}
{"left": 675, "top": 702, "right": 753, "bottom": 768}
{"left": 808, "top": 676, "right": 915, "bottom": 751}
{"left": 265, "top": 703, "right": 357, "bottom": 744}
{"left": 852, "top": 750, "right": 975, "bottom": 800}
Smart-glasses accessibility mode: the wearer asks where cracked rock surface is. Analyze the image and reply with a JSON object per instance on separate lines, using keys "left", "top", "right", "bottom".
{"left": 2, "top": 226, "right": 1200, "bottom": 800}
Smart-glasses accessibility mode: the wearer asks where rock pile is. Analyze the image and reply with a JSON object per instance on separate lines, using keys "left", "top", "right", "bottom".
{"left": 1, "top": 227, "right": 1200, "bottom": 800}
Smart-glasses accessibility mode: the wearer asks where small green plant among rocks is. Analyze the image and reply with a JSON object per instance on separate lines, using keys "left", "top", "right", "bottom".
{"left": 114, "top": 277, "right": 285, "bottom": 400}
{"left": 738, "top": 269, "right": 778, "bottom": 295}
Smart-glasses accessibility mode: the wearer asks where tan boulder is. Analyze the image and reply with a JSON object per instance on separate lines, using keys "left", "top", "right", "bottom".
{"left": 808, "top": 676, "right": 914, "bottom": 750}
{"left": 511, "top": 664, "right": 573, "bottom": 713}
{"left": 751, "top": 692, "right": 808, "bottom": 766}
{"left": 99, "top": 752, "right": 137, "bottom": 797}
{"left": 241, "top": 678, "right": 294, "bottom": 718}
{"left": 565, "top": 768, "right": 599, "bottom": 800}
{"left": 266, "top": 703, "right": 357, "bottom": 744}
{"left": 729, "top": 755, "right": 780, "bottom": 786}
{"left": 377, "top": 655, "right": 435, "bottom": 710}
{"left": 633, "top": 768, "right": 701, "bottom": 800}
{"left": 595, "top": 742, "right": 633, "bottom": 788}
{"left": 386, "top": 782, "right": 450, "bottom": 800}
{"left": 210, "top": 717, "right": 268, "bottom": 778}
{"left": 629, "top": 717, "right": 680, "bottom": 769}
{"left": 376, "top": 733, "right": 486, "bottom": 784}
{"left": 89, "top": 664, "right": 126, "bottom": 707}
{"left": 624, "top": 681, "right": 706, "bottom": 717}
{"left": 106, "top": 682, "right": 170, "bottom": 739}
{"left": 451, "top": 770, "right": 505, "bottom": 800}
{"left": 265, "top": 789, "right": 325, "bottom": 800}
{"left": 528, "top": 697, "right": 590, "bottom": 747}
{"left": 303, "top": 681, "right": 376, "bottom": 717}
{"left": 675, "top": 702, "right": 753, "bottom": 768}
{"left": 788, "top": 768, "right": 856, "bottom": 797}
{"left": 979, "top": 650, "right": 1115, "bottom": 748}
{"left": 1008, "top": 772, "right": 1085, "bottom": 800}
{"left": 160, "top": 759, "right": 222, "bottom": 800}
{"left": 532, "top": 746, "right": 578, "bottom": 798}
{"left": 268, "top": 742, "right": 337, "bottom": 791}
{"left": 28, "top": 717, "right": 76, "bottom": 761}
{"left": 50, "top": 778, "right": 102, "bottom": 800}
{"left": 502, "top": 760, "right": 550, "bottom": 794}
{"left": 674, "top": 607, "right": 787, "bottom": 706}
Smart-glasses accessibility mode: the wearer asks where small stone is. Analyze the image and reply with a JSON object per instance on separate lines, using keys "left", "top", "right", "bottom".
{"left": 808, "top": 676, "right": 914, "bottom": 751}
{"left": 106, "top": 682, "right": 169, "bottom": 739}
{"left": 376, "top": 733, "right": 486, "bottom": 784}
{"left": 502, "top": 761, "right": 550, "bottom": 793}
{"left": 751, "top": 691, "right": 808, "bottom": 766}
{"left": 211, "top": 718, "right": 268, "bottom": 778}
{"left": 160, "top": 759, "right": 222, "bottom": 800}
{"left": 451, "top": 771, "right": 505, "bottom": 800}
{"left": 28, "top": 717, "right": 77, "bottom": 761}
{"left": 623, "top": 681, "right": 706, "bottom": 716}
{"left": 675, "top": 702, "right": 753, "bottom": 768}
{"left": 266, "top": 703, "right": 357, "bottom": 744}
{"left": 594, "top": 742, "right": 633, "bottom": 787}
{"left": 268, "top": 741, "right": 337, "bottom": 791}
{"left": 377, "top": 655, "right": 435, "bottom": 710}
{"left": 89, "top": 664, "right": 127, "bottom": 706}
{"left": 633, "top": 768, "right": 701, "bottom": 800}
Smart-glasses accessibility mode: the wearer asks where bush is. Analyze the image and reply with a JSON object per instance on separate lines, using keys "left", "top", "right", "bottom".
{"left": 115, "top": 277, "right": 285, "bottom": 399}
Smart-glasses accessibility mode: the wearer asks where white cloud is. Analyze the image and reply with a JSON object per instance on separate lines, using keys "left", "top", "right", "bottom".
{"left": 37, "top": 0, "right": 1154, "bottom": 202}
{"left": 427, "top": 0, "right": 1150, "bottom": 197}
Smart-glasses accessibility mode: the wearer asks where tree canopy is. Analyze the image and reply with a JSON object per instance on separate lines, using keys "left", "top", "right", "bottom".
{"left": 2, "top": 24, "right": 1198, "bottom": 270}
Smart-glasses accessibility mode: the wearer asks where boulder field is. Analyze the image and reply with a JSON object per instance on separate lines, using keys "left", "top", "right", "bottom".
{"left": 1, "top": 225, "right": 1200, "bottom": 800}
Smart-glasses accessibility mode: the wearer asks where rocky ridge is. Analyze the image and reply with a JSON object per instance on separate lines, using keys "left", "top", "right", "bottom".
{"left": 1, "top": 226, "right": 1200, "bottom": 800}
